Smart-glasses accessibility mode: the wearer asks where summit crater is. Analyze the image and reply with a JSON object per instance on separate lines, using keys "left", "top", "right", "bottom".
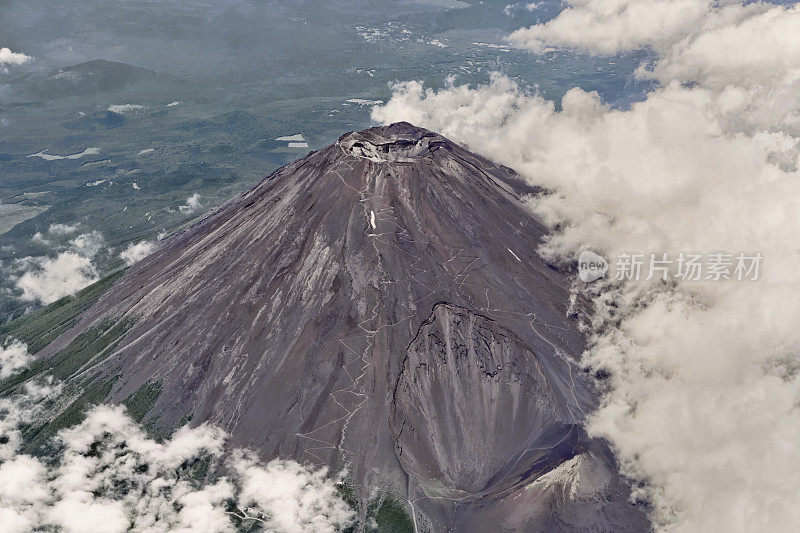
{"left": 338, "top": 121, "right": 451, "bottom": 163}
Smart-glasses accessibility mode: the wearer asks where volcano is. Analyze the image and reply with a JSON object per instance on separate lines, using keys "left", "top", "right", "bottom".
{"left": 16, "top": 122, "right": 648, "bottom": 531}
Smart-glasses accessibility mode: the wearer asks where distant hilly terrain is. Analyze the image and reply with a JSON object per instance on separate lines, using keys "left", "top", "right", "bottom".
{"left": 9, "top": 60, "right": 159, "bottom": 101}
{"left": 0, "top": 123, "right": 649, "bottom": 531}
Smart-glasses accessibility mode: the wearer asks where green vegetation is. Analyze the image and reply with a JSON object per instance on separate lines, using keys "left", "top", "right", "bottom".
{"left": 0, "top": 314, "right": 134, "bottom": 394}
{"left": 338, "top": 482, "right": 415, "bottom": 533}
{"left": 371, "top": 494, "right": 415, "bottom": 533}
{"left": 0, "top": 269, "right": 138, "bottom": 453}
{"left": 0, "top": 270, "right": 124, "bottom": 354}
{"left": 123, "top": 381, "right": 163, "bottom": 423}
{"left": 182, "top": 455, "right": 213, "bottom": 486}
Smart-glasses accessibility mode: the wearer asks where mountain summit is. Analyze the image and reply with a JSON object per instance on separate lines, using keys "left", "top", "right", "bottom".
{"left": 24, "top": 123, "right": 647, "bottom": 531}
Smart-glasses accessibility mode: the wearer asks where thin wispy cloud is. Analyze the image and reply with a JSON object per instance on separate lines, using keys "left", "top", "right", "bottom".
{"left": 47, "top": 224, "right": 78, "bottom": 236}
{"left": 179, "top": 193, "right": 202, "bottom": 215}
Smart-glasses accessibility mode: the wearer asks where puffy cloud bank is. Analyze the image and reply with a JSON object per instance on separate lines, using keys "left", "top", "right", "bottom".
{"left": 0, "top": 47, "right": 30, "bottom": 68}
{"left": 374, "top": 2, "right": 800, "bottom": 532}
{"left": 0, "top": 368, "right": 354, "bottom": 533}
{"left": 15, "top": 252, "right": 98, "bottom": 305}
{"left": 0, "top": 378, "right": 61, "bottom": 463}
{"left": 0, "top": 340, "right": 31, "bottom": 380}
{"left": 15, "top": 232, "right": 106, "bottom": 305}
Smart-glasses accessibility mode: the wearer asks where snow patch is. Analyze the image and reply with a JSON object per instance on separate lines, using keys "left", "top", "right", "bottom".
{"left": 346, "top": 98, "right": 384, "bottom": 106}
{"left": 275, "top": 134, "right": 305, "bottom": 142}
{"left": 107, "top": 104, "right": 147, "bottom": 115}
{"left": 27, "top": 147, "right": 100, "bottom": 161}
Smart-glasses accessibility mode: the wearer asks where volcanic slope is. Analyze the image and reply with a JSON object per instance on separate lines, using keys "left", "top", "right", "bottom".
{"left": 17, "top": 122, "right": 649, "bottom": 531}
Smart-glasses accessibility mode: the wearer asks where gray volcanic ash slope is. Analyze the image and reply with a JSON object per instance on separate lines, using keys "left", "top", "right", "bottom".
{"left": 22, "top": 122, "right": 648, "bottom": 531}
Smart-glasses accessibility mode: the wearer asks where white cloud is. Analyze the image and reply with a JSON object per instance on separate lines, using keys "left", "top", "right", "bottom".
{"left": 0, "top": 340, "right": 31, "bottom": 381}
{"left": 374, "top": 3, "right": 800, "bottom": 531}
{"left": 15, "top": 231, "right": 106, "bottom": 304}
{"left": 234, "top": 456, "right": 355, "bottom": 533}
{"left": 509, "top": 1, "right": 800, "bottom": 134}
{"left": 30, "top": 232, "right": 50, "bottom": 245}
{"left": 0, "top": 376, "right": 355, "bottom": 533}
{"left": 68, "top": 231, "right": 105, "bottom": 258}
{"left": 48, "top": 224, "right": 78, "bottom": 236}
{"left": 179, "top": 193, "right": 202, "bottom": 215}
{"left": 32, "top": 225, "right": 81, "bottom": 247}
{"left": 509, "top": 0, "right": 713, "bottom": 54}
{"left": 0, "top": 48, "right": 31, "bottom": 68}
{"left": 119, "top": 240, "right": 156, "bottom": 266}
{"left": 503, "top": 3, "right": 519, "bottom": 17}
{"left": 15, "top": 252, "right": 98, "bottom": 305}
{"left": 0, "top": 378, "right": 61, "bottom": 462}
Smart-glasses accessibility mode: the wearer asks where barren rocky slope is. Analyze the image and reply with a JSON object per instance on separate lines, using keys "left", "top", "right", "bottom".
{"left": 17, "top": 122, "right": 649, "bottom": 531}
